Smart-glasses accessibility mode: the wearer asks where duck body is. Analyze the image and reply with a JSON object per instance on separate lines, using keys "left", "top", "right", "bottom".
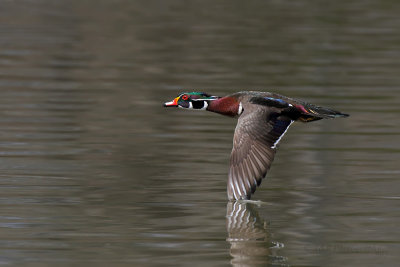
{"left": 164, "top": 91, "right": 348, "bottom": 201}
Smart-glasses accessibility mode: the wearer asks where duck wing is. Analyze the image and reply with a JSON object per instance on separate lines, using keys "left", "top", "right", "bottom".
{"left": 228, "top": 106, "right": 293, "bottom": 200}
{"left": 248, "top": 92, "right": 349, "bottom": 122}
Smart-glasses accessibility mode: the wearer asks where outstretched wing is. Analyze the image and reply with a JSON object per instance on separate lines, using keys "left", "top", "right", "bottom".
{"left": 228, "top": 108, "right": 293, "bottom": 200}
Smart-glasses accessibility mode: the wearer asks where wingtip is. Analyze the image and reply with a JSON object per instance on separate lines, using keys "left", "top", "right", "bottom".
{"left": 335, "top": 113, "right": 349, "bottom": 118}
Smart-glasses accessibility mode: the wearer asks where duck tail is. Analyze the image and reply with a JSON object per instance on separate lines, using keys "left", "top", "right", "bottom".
{"left": 293, "top": 103, "right": 349, "bottom": 122}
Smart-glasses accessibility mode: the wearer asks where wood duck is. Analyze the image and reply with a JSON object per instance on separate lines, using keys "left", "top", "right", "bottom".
{"left": 164, "top": 91, "right": 349, "bottom": 201}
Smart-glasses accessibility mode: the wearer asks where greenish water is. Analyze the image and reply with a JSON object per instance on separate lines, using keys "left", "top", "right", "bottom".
{"left": 0, "top": 0, "right": 399, "bottom": 266}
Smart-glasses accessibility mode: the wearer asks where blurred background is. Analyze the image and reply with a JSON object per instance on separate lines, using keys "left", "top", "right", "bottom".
{"left": 0, "top": 0, "right": 399, "bottom": 266}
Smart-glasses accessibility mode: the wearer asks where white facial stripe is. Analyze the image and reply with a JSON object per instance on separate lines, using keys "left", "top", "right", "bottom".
{"left": 192, "top": 98, "right": 218, "bottom": 102}
{"left": 201, "top": 101, "right": 208, "bottom": 110}
{"left": 271, "top": 120, "right": 294, "bottom": 149}
{"left": 238, "top": 102, "right": 243, "bottom": 115}
{"left": 185, "top": 101, "right": 208, "bottom": 110}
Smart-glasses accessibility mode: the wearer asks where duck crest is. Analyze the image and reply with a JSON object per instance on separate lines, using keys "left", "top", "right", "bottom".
{"left": 207, "top": 96, "right": 241, "bottom": 117}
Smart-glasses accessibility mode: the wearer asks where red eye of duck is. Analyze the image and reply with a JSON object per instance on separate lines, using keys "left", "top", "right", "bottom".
{"left": 181, "top": 95, "right": 189, "bottom": 100}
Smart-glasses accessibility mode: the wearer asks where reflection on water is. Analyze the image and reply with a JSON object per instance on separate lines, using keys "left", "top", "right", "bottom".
{"left": 0, "top": 0, "right": 399, "bottom": 266}
{"left": 226, "top": 202, "right": 286, "bottom": 266}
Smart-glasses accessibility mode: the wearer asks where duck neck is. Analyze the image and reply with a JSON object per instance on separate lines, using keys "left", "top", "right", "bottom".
{"left": 206, "top": 96, "right": 240, "bottom": 117}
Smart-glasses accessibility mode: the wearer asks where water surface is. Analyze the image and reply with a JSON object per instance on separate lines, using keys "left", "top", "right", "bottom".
{"left": 0, "top": 0, "right": 399, "bottom": 266}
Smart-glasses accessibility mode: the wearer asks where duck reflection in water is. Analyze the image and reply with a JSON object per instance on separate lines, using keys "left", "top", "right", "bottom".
{"left": 226, "top": 202, "right": 287, "bottom": 266}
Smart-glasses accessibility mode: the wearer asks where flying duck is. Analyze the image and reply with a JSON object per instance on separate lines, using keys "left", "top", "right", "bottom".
{"left": 164, "top": 91, "right": 348, "bottom": 201}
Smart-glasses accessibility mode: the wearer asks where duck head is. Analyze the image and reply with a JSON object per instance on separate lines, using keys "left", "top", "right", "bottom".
{"left": 164, "top": 92, "right": 220, "bottom": 110}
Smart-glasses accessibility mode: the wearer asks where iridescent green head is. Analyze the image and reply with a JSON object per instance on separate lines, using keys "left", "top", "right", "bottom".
{"left": 164, "top": 92, "right": 219, "bottom": 109}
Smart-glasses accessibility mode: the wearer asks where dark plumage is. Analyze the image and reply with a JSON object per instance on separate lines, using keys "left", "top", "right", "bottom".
{"left": 164, "top": 91, "right": 349, "bottom": 201}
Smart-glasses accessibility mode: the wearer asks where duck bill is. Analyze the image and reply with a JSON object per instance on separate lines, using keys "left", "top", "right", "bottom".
{"left": 163, "top": 97, "right": 179, "bottom": 107}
